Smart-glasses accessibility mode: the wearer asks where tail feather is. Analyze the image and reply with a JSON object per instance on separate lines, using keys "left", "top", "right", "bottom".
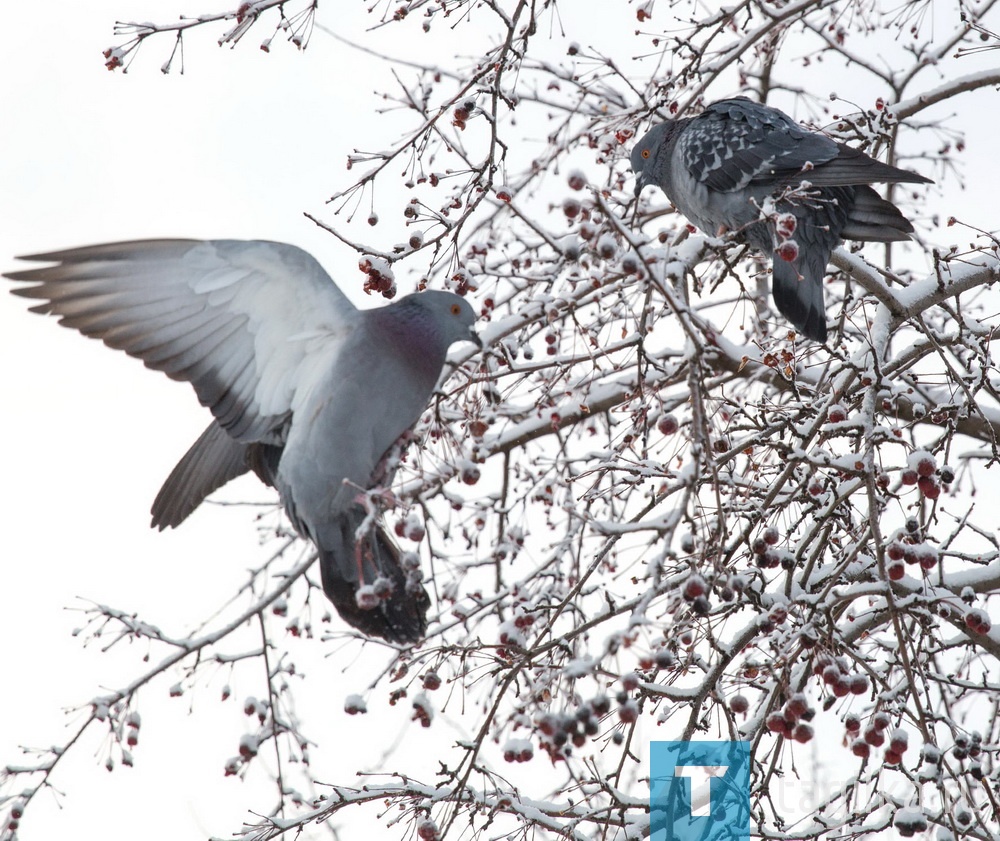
{"left": 839, "top": 185, "right": 915, "bottom": 242}
{"left": 151, "top": 421, "right": 250, "bottom": 529}
{"left": 770, "top": 245, "right": 829, "bottom": 343}
{"left": 318, "top": 510, "right": 429, "bottom": 643}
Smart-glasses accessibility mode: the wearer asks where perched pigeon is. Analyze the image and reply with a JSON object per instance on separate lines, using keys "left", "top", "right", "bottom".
{"left": 630, "top": 97, "right": 932, "bottom": 341}
{"left": 6, "top": 240, "right": 481, "bottom": 643}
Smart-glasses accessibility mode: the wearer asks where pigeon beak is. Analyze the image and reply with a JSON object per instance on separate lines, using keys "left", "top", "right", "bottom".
{"left": 468, "top": 327, "right": 483, "bottom": 349}
{"left": 633, "top": 173, "right": 646, "bottom": 199}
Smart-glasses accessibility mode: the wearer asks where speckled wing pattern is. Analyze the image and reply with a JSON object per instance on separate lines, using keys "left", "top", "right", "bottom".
{"left": 678, "top": 98, "right": 840, "bottom": 193}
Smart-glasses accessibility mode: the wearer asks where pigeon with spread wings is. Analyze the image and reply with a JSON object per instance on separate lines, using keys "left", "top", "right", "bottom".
{"left": 6, "top": 239, "right": 480, "bottom": 643}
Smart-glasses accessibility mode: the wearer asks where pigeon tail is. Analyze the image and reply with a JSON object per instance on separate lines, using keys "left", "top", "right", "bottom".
{"left": 839, "top": 185, "right": 916, "bottom": 243}
{"left": 770, "top": 247, "right": 829, "bottom": 343}
{"left": 152, "top": 421, "right": 251, "bottom": 530}
{"left": 318, "top": 509, "right": 430, "bottom": 643}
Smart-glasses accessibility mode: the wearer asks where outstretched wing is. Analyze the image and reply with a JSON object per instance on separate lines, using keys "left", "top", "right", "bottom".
{"left": 678, "top": 97, "right": 840, "bottom": 193}
{"left": 6, "top": 240, "right": 358, "bottom": 443}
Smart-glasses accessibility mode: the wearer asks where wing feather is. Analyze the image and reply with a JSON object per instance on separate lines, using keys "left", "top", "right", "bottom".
{"left": 5, "top": 239, "right": 358, "bottom": 443}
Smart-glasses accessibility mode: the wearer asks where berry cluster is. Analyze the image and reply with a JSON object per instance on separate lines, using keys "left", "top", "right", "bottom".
{"left": 764, "top": 692, "right": 816, "bottom": 743}
{"left": 535, "top": 694, "right": 612, "bottom": 761}
{"left": 899, "top": 450, "right": 951, "bottom": 500}
{"left": 885, "top": 535, "right": 939, "bottom": 580}
{"left": 354, "top": 575, "right": 395, "bottom": 611}
{"left": 358, "top": 255, "right": 396, "bottom": 298}
{"left": 751, "top": 526, "right": 794, "bottom": 570}
{"left": 814, "top": 652, "right": 870, "bottom": 698}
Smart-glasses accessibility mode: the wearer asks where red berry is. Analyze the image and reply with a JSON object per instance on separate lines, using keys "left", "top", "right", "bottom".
{"left": 367, "top": 213, "right": 378, "bottom": 226}
{"left": 776, "top": 240, "right": 799, "bottom": 262}
{"left": 908, "top": 450, "right": 937, "bottom": 477}
{"left": 761, "top": 548, "right": 781, "bottom": 568}
{"left": 918, "top": 475, "right": 940, "bottom": 499}
{"left": 422, "top": 672, "right": 442, "bottom": 691}
{"left": 887, "top": 541, "right": 905, "bottom": 561}
{"left": 889, "top": 729, "right": 909, "bottom": 754}
{"left": 618, "top": 699, "right": 639, "bottom": 723}
{"left": 864, "top": 727, "right": 885, "bottom": 747}
{"left": 562, "top": 197, "right": 581, "bottom": 219}
{"left": 887, "top": 561, "right": 905, "bottom": 581}
{"left": 657, "top": 414, "right": 679, "bottom": 435}
{"left": 567, "top": 169, "right": 586, "bottom": 191}
{"left": 417, "top": 819, "right": 440, "bottom": 841}
{"left": 851, "top": 739, "right": 870, "bottom": 758}
{"left": 965, "top": 609, "right": 991, "bottom": 634}
{"left": 596, "top": 234, "right": 618, "bottom": 260}
{"left": 827, "top": 404, "right": 847, "bottom": 423}
{"left": 654, "top": 648, "right": 675, "bottom": 669}
{"left": 683, "top": 575, "right": 707, "bottom": 600}
{"left": 901, "top": 470, "right": 918, "bottom": 485}
{"left": 766, "top": 712, "right": 789, "bottom": 735}
{"left": 730, "top": 695, "right": 749, "bottom": 714}
{"left": 785, "top": 693, "right": 809, "bottom": 719}
{"left": 916, "top": 544, "right": 938, "bottom": 570}
{"left": 792, "top": 723, "right": 814, "bottom": 743}
{"left": 355, "top": 586, "right": 379, "bottom": 610}
{"left": 763, "top": 527, "right": 780, "bottom": 545}
{"left": 845, "top": 714, "right": 861, "bottom": 733}
{"left": 849, "top": 674, "right": 870, "bottom": 695}
{"left": 344, "top": 695, "right": 367, "bottom": 715}
{"left": 775, "top": 213, "right": 797, "bottom": 238}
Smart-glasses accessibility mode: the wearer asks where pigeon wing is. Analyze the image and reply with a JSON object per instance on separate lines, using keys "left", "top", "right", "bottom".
{"left": 679, "top": 98, "right": 840, "bottom": 193}
{"left": 6, "top": 239, "right": 359, "bottom": 444}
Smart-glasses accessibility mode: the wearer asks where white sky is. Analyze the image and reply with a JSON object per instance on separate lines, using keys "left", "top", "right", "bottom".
{"left": 0, "top": 3, "right": 459, "bottom": 838}
{"left": 2, "top": 2, "right": 999, "bottom": 840}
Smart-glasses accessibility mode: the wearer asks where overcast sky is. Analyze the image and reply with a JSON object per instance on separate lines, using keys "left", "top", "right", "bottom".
{"left": 0, "top": 3, "right": 450, "bottom": 838}
{"left": 3, "top": 2, "right": 998, "bottom": 840}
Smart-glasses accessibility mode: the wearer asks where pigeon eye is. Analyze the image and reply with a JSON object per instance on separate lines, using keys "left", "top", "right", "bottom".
{"left": 450, "top": 303, "right": 462, "bottom": 315}
{"left": 641, "top": 149, "right": 650, "bottom": 159}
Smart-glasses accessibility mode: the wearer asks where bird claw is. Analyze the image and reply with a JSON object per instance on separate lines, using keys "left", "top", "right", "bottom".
{"left": 353, "top": 487, "right": 398, "bottom": 513}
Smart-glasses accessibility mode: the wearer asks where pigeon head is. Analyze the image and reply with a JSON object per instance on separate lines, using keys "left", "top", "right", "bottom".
{"left": 412, "top": 289, "right": 481, "bottom": 349}
{"left": 378, "top": 289, "right": 481, "bottom": 367}
{"left": 630, "top": 121, "right": 678, "bottom": 197}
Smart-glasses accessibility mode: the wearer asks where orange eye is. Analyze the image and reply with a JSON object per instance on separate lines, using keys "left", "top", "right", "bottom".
{"left": 641, "top": 149, "right": 650, "bottom": 159}
{"left": 451, "top": 303, "right": 462, "bottom": 315}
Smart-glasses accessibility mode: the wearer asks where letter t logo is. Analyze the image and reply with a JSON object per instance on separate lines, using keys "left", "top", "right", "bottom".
{"left": 674, "top": 765, "right": 728, "bottom": 816}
